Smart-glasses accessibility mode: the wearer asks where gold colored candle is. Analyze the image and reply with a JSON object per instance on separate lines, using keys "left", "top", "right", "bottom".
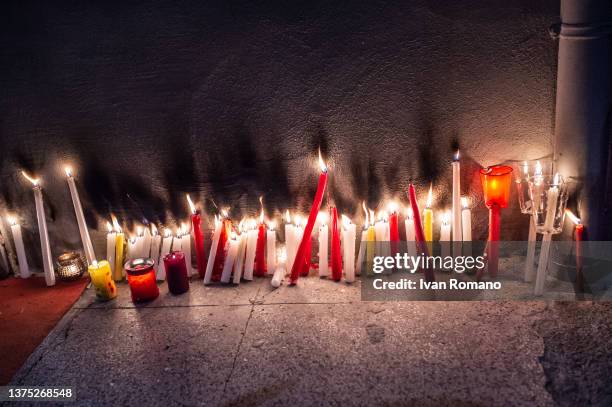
{"left": 365, "top": 208, "right": 376, "bottom": 276}
{"left": 111, "top": 215, "right": 124, "bottom": 281}
{"left": 88, "top": 260, "right": 117, "bottom": 301}
{"left": 424, "top": 184, "right": 433, "bottom": 254}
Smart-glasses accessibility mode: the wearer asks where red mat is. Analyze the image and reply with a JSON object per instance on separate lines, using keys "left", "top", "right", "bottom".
{"left": 0, "top": 276, "right": 89, "bottom": 384}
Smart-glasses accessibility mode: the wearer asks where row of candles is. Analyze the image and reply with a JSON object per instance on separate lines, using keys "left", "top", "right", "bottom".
{"left": 4, "top": 151, "right": 582, "bottom": 298}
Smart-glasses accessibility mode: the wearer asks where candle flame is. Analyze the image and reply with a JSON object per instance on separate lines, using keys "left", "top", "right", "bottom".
{"left": 441, "top": 211, "right": 450, "bottom": 225}
{"left": 21, "top": 171, "right": 40, "bottom": 186}
{"left": 230, "top": 231, "right": 237, "bottom": 240}
{"left": 295, "top": 215, "right": 303, "bottom": 228}
{"left": 406, "top": 207, "right": 413, "bottom": 220}
{"left": 129, "top": 236, "right": 137, "bottom": 244}
{"left": 454, "top": 150, "right": 460, "bottom": 161}
{"left": 64, "top": 166, "right": 73, "bottom": 177}
{"left": 248, "top": 218, "right": 257, "bottom": 230}
{"left": 151, "top": 223, "right": 158, "bottom": 236}
{"left": 268, "top": 220, "right": 276, "bottom": 231}
{"left": 317, "top": 211, "right": 328, "bottom": 226}
{"left": 426, "top": 184, "right": 433, "bottom": 208}
{"left": 111, "top": 214, "right": 122, "bottom": 233}
{"left": 285, "top": 210, "right": 291, "bottom": 224}
{"left": 318, "top": 149, "right": 327, "bottom": 173}
{"left": 522, "top": 161, "right": 529, "bottom": 176}
{"left": 553, "top": 172, "right": 560, "bottom": 186}
{"left": 341, "top": 214, "right": 351, "bottom": 229}
{"left": 181, "top": 222, "right": 189, "bottom": 235}
{"left": 238, "top": 218, "right": 245, "bottom": 233}
{"left": 535, "top": 161, "right": 542, "bottom": 176}
{"left": 186, "top": 194, "right": 197, "bottom": 214}
{"left": 221, "top": 208, "right": 228, "bottom": 218}
{"left": 92, "top": 260, "right": 98, "bottom": 267}
{"left": 163, "top": 228, "right": 172, "bottom": 238}
{"left": 362, "top": 202, "right": 369, "bottom": 227}
{"left": 136, "top": 226, "right": 143, "bottom": 237}
{"left": 7, "top": 216, "right": 17, "bottom": 226}
{"left": 259, "top": 196, "right": 265, "bottom": 224}
{"left": 368, "top": 210, "right": 375, "bottom": 227}
{"left": 461, "top": 196, "right": 469, "bottom": 209}
{"left": 387, "top": 201, "right": 399, "bottom": 214}
{"left": 565, "top": 209, "right": 581, "bottom": 225}
{"left": 106, "top": 221, "right": 113, "bottom": 233}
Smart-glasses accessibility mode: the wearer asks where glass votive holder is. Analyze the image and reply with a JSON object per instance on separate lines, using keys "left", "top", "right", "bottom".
{"left": 87, "top": 260, "right": 117, "bottom": 301}
{"left": 163, "top": 251, "right": 190, "bottom": 295}
{"left": 125, "top": 258, "right": 159, "bottom": 303}
{"left": 480, "top": 165, "right": 513, "bottom": 208}
{"left": 514, "top": 159, "right": 554, "bottom": 214}
{"left": 528, "top": 174, "right": 569, "bottom": 234}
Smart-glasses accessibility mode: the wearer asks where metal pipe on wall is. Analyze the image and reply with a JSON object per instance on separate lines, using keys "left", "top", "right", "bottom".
{"left": 554, "top": 0, "right": 612, "bottom": 240}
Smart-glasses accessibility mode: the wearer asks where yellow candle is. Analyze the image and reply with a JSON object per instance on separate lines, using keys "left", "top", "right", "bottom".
{"left": 424, "top": 184, "right": 434, "bottom": 253}
{"left": 88, "top": 260, "right": 117, "bottom": 301}
{"left": 365, "top": 208, "right": 376, "bottom": 275}
{"left": 111, "top": 215, "right": 124, "bottom": 281}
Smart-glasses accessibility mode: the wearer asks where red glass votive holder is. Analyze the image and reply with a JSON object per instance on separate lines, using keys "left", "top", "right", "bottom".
{"left": 163, "top": 251, "right": 190, "bottom": 295}
{"left": 480, "top": 165, "right": 513, "bottom": 208}
{"left": 125, "top": 258, "right": 159, "bottom": 303}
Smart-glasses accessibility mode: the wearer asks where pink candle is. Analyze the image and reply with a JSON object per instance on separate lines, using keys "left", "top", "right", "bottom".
{"left": 255, "top": 199, "right": 267, "bottom": 277}
{"left": 330, "top": 206, "right": 342, "bottom": 281}
{"left": 407, "top": 184, "right": 435, "bottom": 282}
{"left": 187, "top": 195, "right": 206, "bottom": 279}
{"left": 290, "top": 151, "right": 328, "bottom": 284}
{"left": 388, "top": 202, "right": 399, "bottom": 256}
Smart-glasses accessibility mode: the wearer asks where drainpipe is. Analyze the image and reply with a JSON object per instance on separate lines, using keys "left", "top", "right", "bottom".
{"left": 553, "top": 0, "right": 612, "bottom": 240}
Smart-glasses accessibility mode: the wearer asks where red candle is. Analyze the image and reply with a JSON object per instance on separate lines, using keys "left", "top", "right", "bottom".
{"left": 407, "top": 184, "right": 435, "bottom": 282}
{"left": 255, "top": 222, "right": 267, "bottom": 277}
{"left": 479, "top": 165, "right": 513, "bottom": 278}
{"left": 125, "top": 258, "right": 159, "bottom": 303}
{"left": 290, "top": 151, "right": 328, "bottom": 284}
{"left": 330, "top": 206, "right": 343, "bottom": 281}
{"left": 300, "top": 236, "right": 312, "bottom": 276}
{"left": 566, "top": 210, "right": 584, "bottom": 291}
{"left": 187, "top": 195, "right": 206, "bottom": 279}
{"left": 212, "top": 218, "right": 231, "bottom": 282}
{"left": 163, "top": 251, "right": 190, "bottom": 295}
{"left": 388, "top": 202, "right": 400, "bottom": 256}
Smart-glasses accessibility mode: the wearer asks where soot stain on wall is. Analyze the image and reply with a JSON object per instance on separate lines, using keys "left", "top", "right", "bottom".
{"left": 0, "top": 0, "right": 559, "bottom": 270}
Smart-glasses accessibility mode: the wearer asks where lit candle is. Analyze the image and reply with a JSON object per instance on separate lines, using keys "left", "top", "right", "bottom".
{"left": 126, "top": 236, "right": 138, "bottom": 261}
{"left": 233, "top": 219, "right": 248, "bottom": 284}
{"left": 8, "top": 216, "right": 29, "bottom": 278}
{"left": 172, "top": 227, "right": 183, "bottom": 252}
{"left": 440, "top": 211, "right": 451, "bottom": 260}
{"left": 366, "top": 208, "right": 376, "bottom": 276}
{"left": 271, "top": 246, "right": 287, "bottom": 288}
{"left": 135, "top": 226, "right": 145, "bottom": 257}
{"left": 204, "top": 215, "right": 222, "bottom": 285}
{"left": 374, "top": 211, "right": 386, "bottom": 260}
{"left": 105, "top": 221, "right": 116, "bottom": 275}
{"left": 461, "top": 197, "right": 472, "bottom": 259}
{"left": 289, "top": 151, "right": 328, "bottom": 284}
{"left": 111, "top": 215, "right": 124, "bottom": 281}
{"left": 254, "top": 197, "right": 267, "bottom": 277}
{"left": 142, "top": 225, "right": 152, "bottom": 258}
{"left": 266, "top": 221, "right": 277, "bottom": 275}
{"left": 212, "top": 212, "right": 231, "bottom": 282}
{"left": 187, "top": 194, "right": 207, "bottom": 279}
{"left": 329, "top": 206, "right": 343, "bottom": 281}
{"left": 356, "top": 203, "right": 368, "bottom": 276}
{"left": 150, "top": 224, "right": 162, "bottom": 270}
{"left": 534, "top": 173, "right": 562, "bottom": 296}
{"left": 125, "top": 258, "right": 159, "bottom": 303}
{"left": 22, "top": 172, "right": 54, "bottom": 286}
{"left": 451, "top": 151, "right": 462, "bottom": 243}
{"left": 423, "top": 184, "right": 434, "bottom": 254}
{"left": 388, "top": 201, "right": 399, "bottom": 256}
{"left": 407, "top": 184, "right": 434, "bottom": 282}
{"left": 163, "top": 251, "right": 190, "bottom": 295}
{"left": 180, "top": 223, "right": 194, "bottom": 276}
{"left": 284, "top": 210, "right": 296, "bottom": 273}
{"left": 524, "top": 162, "right": 542, "bottom": 282}
{"left": 64, "top": 167, "right": 95, "bottom": 264}
{"left": 404, "top": 209, "right": 417, "bottom": 258}
{"left": 318, "top": 212, "right": 329, "bottom": 278}
{"left": 157, "top": 228, "right": 173, "bottom": 280}
{"left": 244, "top": 219, "right": 258, "bottom": 281}
{"left": 221, "top": 233, "right": 239, "bottom": 283}
{"left": 543, "top": 174, "right": 560, "bottom": 232}
{"left": 342, "top": 215, "right": 356, "bottom": 283}
{"left": 566, "top": 209, "right": 584, "bottom": 291}
{"left": 87, "top": 260, "right": 117, "bottom": 301}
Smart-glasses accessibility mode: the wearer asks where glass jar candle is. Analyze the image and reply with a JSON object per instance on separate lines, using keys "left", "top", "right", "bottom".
{"left": 56, "top": 252, "right": 87, "bottom": 281}
{"left": 163, "top": 251, "right": 190, "bottom": 295}
{"left": 528, "top": 174, "right": 569, "bottom": 234}
{"left": 125, "top": 258, "right": 159, "bottom": 302}
{"left": 87, "top": 260, "right": 117, "bottom": 301}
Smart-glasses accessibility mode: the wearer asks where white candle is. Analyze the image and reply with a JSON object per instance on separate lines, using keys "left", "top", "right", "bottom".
{"left": 460, "top": 198, "right": 472, "bottom": 242}
{"left": 543, "top": 174, "right": 560, "bottom": 232}
{"left": 440, "top": 211, "right": 451, "bottom": 260}
{"left": 204, "top": 215, "right": 222, "bottom": 285}
{"left": 271, "top": 247, "right": 287, "bottom": 288}
{"left": 181, "top": 223, "right": 194, "bottom": 276}
{"left": 318, "top": 221, "right": 329, "bottom": 278}
{"left": 243, "top": 221, "right": 258, "bottom": 281}
{"left": 142, "top": 225, "right": 152, "bottom": 258}
{"left": 134, "top": 226, "right": 145, "bottom": 258}
{"left": 150, "top": 224, "right": 162, "bottom": 269}
{"left": 284, "top": 210, "right": 296, "bottom": 271}
{"left": 8, "top": 216, "right": 29, "bottom": 278}
{"left": 374, "top": 214, "right": 386, "bottom": 257}
{"left": 451, "top": 152, "right": 462, "bottom": 242}
{"left": 535, "top": 233, "right": 552, "bottom": 296}
{"left": 172, "top": 228, "right": 183, "bottom": 252}
{"left": 22, "top": 172, "right": 54, "bottom": 286}
{"left": 157, "top": 228, "right": 173, "bottom": 280}
{"left": 221, "top": 234, "right": 239, "bottom": 283}
{"left": 342, "top": 215, "right": 356, "bottom": 283}
{"left": 524, "top": 218, "right": 537, "bottom": 282}
{"left": 105, "top": 221, "right": 116, "bottom": 274}
{"left": 65, "top": 167, "right": 95, "bottom": 264}
{"left": 404, "top": 210, "right": 417, "bottom": 258}
{"left": 127, "top": 236, "right": 138, "bottom": 261}
{"left": 355, "top": 229, "right": 367, "bottom": 276}
{"left": 233, "top": 222, "right": 248, "bottom": 284}
{"left": 266, "top": 221, "right": 277, "bottom": 275}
